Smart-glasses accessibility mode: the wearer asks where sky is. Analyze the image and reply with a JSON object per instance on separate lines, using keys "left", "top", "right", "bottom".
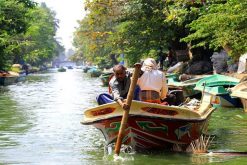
{"left": 34, "top": 0, "right": 86, "bottom": 50}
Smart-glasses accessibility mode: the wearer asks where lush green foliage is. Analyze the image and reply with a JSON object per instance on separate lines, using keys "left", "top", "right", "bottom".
{"left": 0, "top": 0, "right": 29, "bottom": 69}
{"left": 182, "top": 0, "right": 247, "bottom": 59}
{"left": 74, "top": 0, "right": 247, "bottom": 67}
{"left": 73, "top": 0, "right": 117, "bottom": 68}
{"left": 0, "top": 0, "right": 63, "bottom": 70}
{"left": 23, "top": 3, "right": 62, "bottom": 66}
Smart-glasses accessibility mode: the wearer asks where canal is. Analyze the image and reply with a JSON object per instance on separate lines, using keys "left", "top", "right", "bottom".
{"left": 0, "top": 70, "right": 247, "bottom": 164}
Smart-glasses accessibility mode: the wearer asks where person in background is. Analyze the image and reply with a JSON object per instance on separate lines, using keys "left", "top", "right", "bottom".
{"left": 22, "top": 64, "right": 29, "bottom": 75}
{"left": 137, "top": 58, "right": 168, "bottom": 104}
{"left": 157, "top": 47, "right": 166, "bottom": 70}
{"left": 167, "top": 46, "right": 177, "bottom": 67}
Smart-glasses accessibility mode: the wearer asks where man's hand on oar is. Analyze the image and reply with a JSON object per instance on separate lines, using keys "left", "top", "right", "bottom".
{"left": 117, "top": 99, "right": 130, "bottom": 111}
{"left": 114, "top": 63, "right": 142, "bottom": 156}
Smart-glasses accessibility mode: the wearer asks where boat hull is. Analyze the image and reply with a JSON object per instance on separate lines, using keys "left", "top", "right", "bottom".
{"left": 211, "top": 94, "right": 242, "bottom": 107}
{"left": 99, "top": 72, "right": 112, "bottom": 86}
{"left": 17, "top": 75, "right": 26, "bottom": 82}
{"left": 16, "top": 72, "right": 26, "bottom": 82}
{"left": 195, "top": 74, "right": 241, "bottom": 108}
{"left": 88, "top": 69, "right": 102, "bottom": 77}
{"left": 0, "top": 76, "right": 18, "bottom": 86}
{"left": 89, "top": 115, "right": 210, "bottom": 151}
{"left": 89, "top": 71, "right": 101, "bottom": 77}
{"left": 82, "top": 95, "right": 215, "bottom": 151}
{"left": 230, "top": 80, "right": 247, "bottom": 111}
{"left": 241, "top": 99, "right": 247, "bottom": 112}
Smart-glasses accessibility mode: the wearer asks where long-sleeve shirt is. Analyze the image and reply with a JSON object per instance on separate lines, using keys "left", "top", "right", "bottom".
{"left": 109, "top": 71, "right": 131, "bottom": 101}
{"left": 137, "top": 70, "right": 168, "bottom": 100}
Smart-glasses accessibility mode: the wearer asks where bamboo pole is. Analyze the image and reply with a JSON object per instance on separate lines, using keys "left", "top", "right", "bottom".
{"left": 200, "top": 82, "right": 206, "bottom": 104}
{"left": 114, "top": 63, "right": 141, "bottom": 156}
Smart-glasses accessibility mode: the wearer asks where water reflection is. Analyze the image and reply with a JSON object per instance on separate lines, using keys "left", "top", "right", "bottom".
{"left": 0, "top": 70, "right": 107, "bottom": 163}
{"left": 0, "top": 89, "right": 31, "bottom": 147}
{"left": 209, "top": 107, "right": 247, "bottom": 152}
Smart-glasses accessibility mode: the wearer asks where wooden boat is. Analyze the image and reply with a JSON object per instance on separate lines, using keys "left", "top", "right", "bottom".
{"left": 82, "top": 66, "right": 92, "bottom": 73}
{"left": 57, "top": 67, "right": 66, "bottom": 72}
{"left": 230, "top": 79, "right": 247, "bottom": 112}
{"left": 167, "top": 74, "right": 209, "bottom": 98}
{"left": 0, "top": 72, "right": 18, "bottom": 86}
{"left": 81, "top": 93, "right": 215, "bottom": 152}
{"left": 67, "top": 66, "right": 73, "bottom": 69}
{"left": 99, "top": 72, "right": 113, "bottom": 86}
{"left": 87, "top": 67, "right": 102, "bottom": 77}
{"left": 194, "top": 74, "right": 241, "bottom": 107}
{"left": 16, "top": 72, "right": 26, "bottom": 82}
{"left": 8, "top": 71, "right": 26, "bottom": 83}
{"left": 11, "top": 64, "right": 27, "bottom": 82}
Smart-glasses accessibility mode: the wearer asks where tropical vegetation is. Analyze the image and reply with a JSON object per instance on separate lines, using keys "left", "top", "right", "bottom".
{"left": 0, "top": 0, "right": 64, "bottom": 70}
{"left": 73, "top": 0, "right": 247, "bottom": 67}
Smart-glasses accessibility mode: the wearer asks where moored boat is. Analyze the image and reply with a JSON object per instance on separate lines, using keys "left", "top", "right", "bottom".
{"left": 82, "top": 66, "right": 92, "bottom": 73}
{"left": 16, "top": 72, "right": 26, "bottom": 82}
{"left": 57, "top": 67, "right": 66, "bottom": 72}
{"left": 87, "top": 67, "right": 102, "bottom": 77}
{"left": 194, "top": 74, "right": 241, "bottom": 107}
{"left": 167, "top": 74, "right": 209, "bottom": 98}
{"left": 230, "top": 79, "right": 247, "bottom": 112}
{"left": 81, "top": 93, "right": 215, "bottom": 152}
{"left": 99, "top": 72, "right": 113, "bottom": 86}
{"left": 8, "top": 71, "right": 26, "bottom": 83}
{"left": 11, "top": 64, "right": 27, "bottom": 83}
{"left": 0, "top": 72, "right": 18, "bottom": 86}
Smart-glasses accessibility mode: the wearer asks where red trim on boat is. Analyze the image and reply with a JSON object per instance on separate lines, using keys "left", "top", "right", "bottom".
{"left": 141, "top": 107, "right": 178, "bottom": 116}
{"left": 91, "top": 107, "right": 115, "bottom": 116}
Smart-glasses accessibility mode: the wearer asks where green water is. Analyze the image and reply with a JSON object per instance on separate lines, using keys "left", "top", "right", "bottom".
{"left": 0, "top": 70, "right": 247, "bottom": 164}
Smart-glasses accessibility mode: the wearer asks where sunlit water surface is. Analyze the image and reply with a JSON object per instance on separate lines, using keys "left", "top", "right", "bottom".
{"left": 0, "top": 70, "right": 247, "bottom": 164}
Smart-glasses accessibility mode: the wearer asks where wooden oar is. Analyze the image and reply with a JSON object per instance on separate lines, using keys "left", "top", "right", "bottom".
{"left": 114, "top": 63, "right": 142, "bottom": 156}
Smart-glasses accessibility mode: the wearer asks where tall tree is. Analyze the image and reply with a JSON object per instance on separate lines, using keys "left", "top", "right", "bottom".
{"left": 0, "top": 0, "right": 33, "bottom": 69}
{"left": 74, "top": 0, "right": 203, "bottom": 66}
{"left": 74, "top": 0, "right": 246, "bottom": 67}
{"left": 22, "top": 2, "right": 62, "bottom": 66}
{"left": 182, "top": 0, "right": 247, "bottom": 59}
{"left": 74, "top": 0, "right": 117, "bottom": 67}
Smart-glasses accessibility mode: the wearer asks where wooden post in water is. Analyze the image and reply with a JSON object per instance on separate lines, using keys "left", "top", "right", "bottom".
{"left": 114, "top": 63, "right": 141, "bottom": 156}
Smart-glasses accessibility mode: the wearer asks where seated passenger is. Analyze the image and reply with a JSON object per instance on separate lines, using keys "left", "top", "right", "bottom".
{"left": 137, "top": 58, "right": 168, "bottom": 104}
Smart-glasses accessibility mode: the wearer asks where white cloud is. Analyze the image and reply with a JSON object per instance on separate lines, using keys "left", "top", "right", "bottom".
{"left": 34, "top": 0, "right": 86, "bottom": 50}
